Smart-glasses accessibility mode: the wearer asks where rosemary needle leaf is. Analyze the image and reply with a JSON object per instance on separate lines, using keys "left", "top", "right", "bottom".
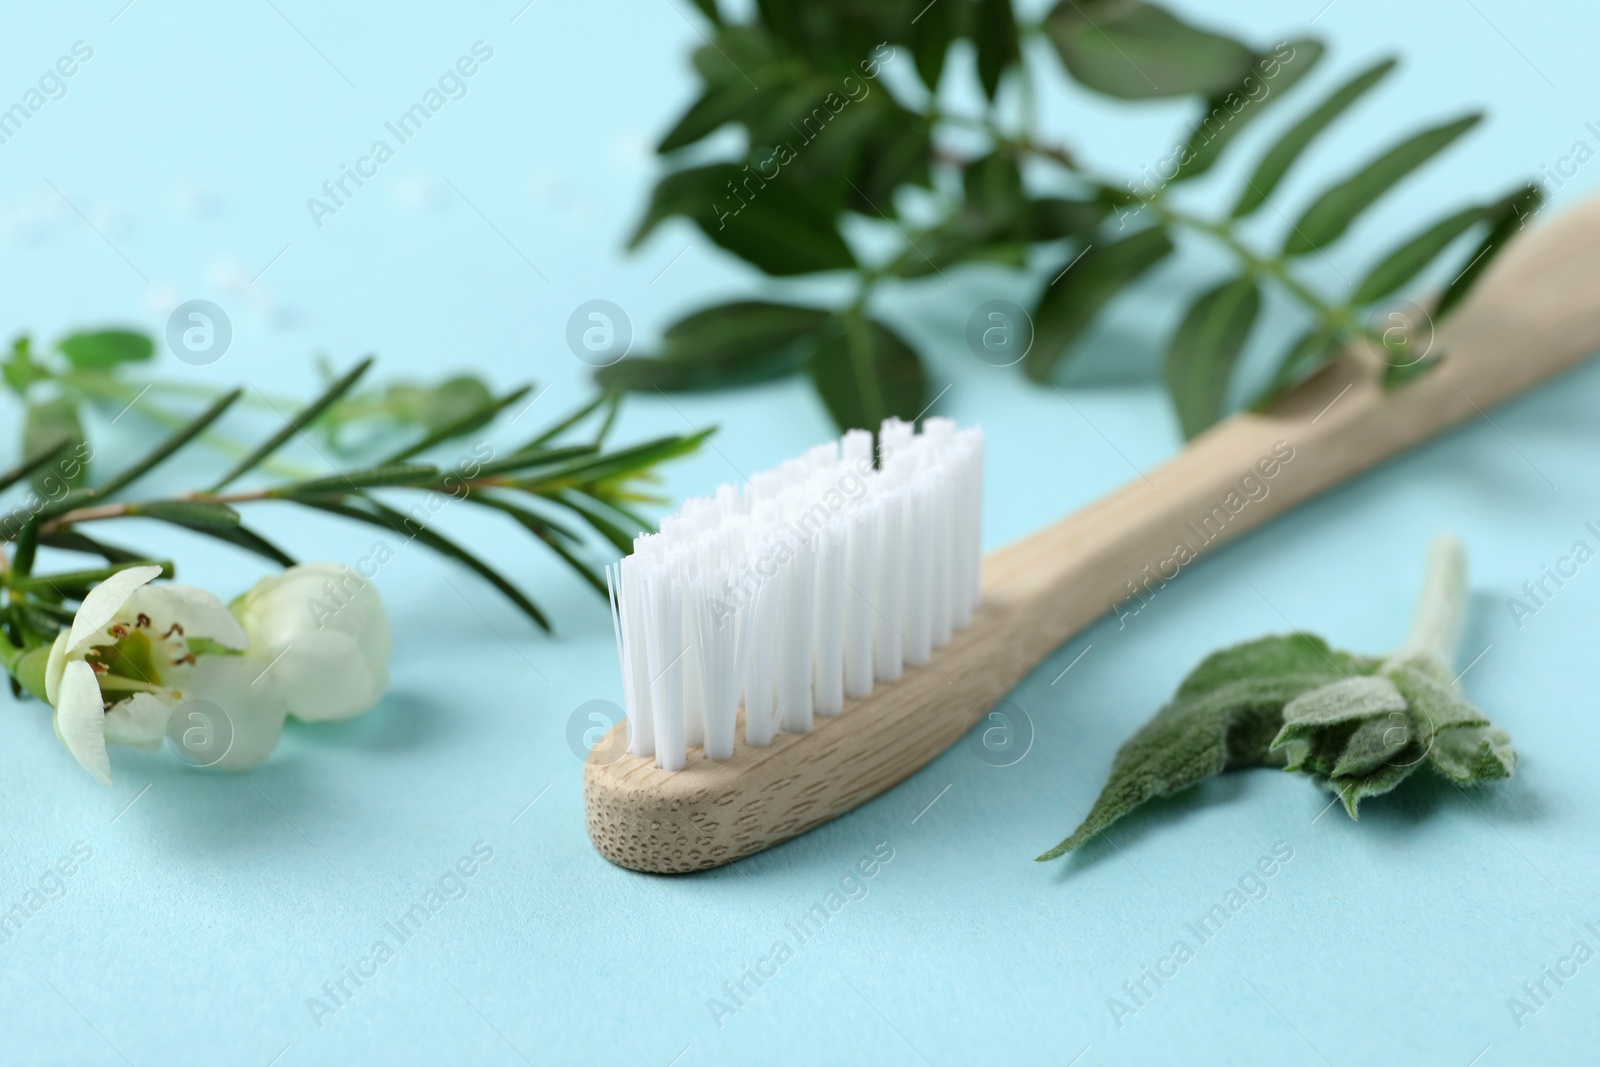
{"left": 0, "top": 438, "right": 72, "bottom": 495}
{"left": 382, "top": 383, "right": 533, "bottom": 465}
{"left": 209, "top": 355, "right": 373, "bottom": 490}
{"left": 38, "top": 529, "right": 146, "bottom": 564}
{"left": 125, "top": 500, "right": 241, "bottom": 528}
{"left": 95, "top": 388, "right": 242, "bottom": 500}
{"left": 273, "top": 462, "right": 440, "bottom": 496}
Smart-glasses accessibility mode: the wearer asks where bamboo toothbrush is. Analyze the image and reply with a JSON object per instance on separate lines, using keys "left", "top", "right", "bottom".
{"left": 587, "top": 196, "right": 1600, "bottom": 874}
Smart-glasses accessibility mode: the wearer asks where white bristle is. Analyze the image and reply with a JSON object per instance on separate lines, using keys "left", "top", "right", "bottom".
{"left": 642, "top": 571, "right": 686, "bottom": 771}
{"left": 604, "top": 419, "right": 984, "bottom": 770}
{"left": 872, "top": 488, "right": 905, "bottom": 683}
{"left": 812, "top": 523, "right": 846, "bottom": 716}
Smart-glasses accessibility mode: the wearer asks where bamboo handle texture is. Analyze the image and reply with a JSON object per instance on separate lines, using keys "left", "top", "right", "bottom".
{"left": 585, "top": 196, "right": 1600, "bottom": 874}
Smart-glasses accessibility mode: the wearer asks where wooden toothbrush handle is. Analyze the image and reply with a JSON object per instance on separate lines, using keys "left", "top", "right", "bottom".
{"left": 984, "top": 194, "right": 1600, "bottom": 666}
{"left": 585, "top": 197, "right": 1600, "bottom": 874}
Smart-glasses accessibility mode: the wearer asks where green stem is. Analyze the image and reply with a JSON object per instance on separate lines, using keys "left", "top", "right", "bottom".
{"left": 1150, "top": 199, "right": 1359, "bottom": 331}
{"left": 1393, "top": 534, "right": 1469, "bottom": 669}
{"left": 4, "top": 560, "right": 172, "bottom": 594}
{"left": 995, "top": 132, "right": 1392, "bottom": 351}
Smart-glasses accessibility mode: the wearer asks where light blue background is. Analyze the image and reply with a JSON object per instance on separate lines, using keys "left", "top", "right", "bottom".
{"left": 1, "top": 1, "right": 1598, "bottom": 1064}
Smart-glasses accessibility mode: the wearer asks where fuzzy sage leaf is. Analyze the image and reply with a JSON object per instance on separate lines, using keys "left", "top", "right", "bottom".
{"left": 1043, "top": 535, "right": 1517, "bottom": 858}
{"left": 1037, "top": 633, "right": 1376, "bottom": 859}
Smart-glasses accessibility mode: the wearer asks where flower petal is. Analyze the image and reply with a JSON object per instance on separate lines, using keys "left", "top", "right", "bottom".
{"left": 235, "top": 562, "right": 392, "bottom": 721}
{"left": 67, "top": 564, "right": 163, "bottom": 654}
{"left": 104, "top": 691, "right": 176, "bottom": 746}
{"left": 44, "top": 631, "right": 70, "bottom": 706}
{"left": 277, "top": 630, "right": 390, "bottom": 722}
{"left": 181, "top": 655, "right": 287, "bottom": 772}
{"left": 53, "top": 659, "right": 111, "bottom": 784}
{"left": 126, "top": 583, "right": 249, "bottom": 650}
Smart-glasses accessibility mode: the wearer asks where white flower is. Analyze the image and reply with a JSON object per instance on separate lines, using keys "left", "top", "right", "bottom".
{"left": 174, "top": 652, "right": 288, "bottom": 773}
{"left": 232, "top": 562, "right": 392, "bottom": 722}
{"left": 45, "top": 565, "right": 249, "bottom": 784}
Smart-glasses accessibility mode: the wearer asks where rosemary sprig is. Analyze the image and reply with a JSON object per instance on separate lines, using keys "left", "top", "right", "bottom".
{"left": 0, "top": 343, "right": 705, "bottom": 681}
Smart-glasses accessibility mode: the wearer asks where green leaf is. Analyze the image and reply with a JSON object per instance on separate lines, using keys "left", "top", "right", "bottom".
{"left": 275, "top": 462, "right": 441, "bottom": 496}
{"left": 1249, "top": 324, "right": 1345, "bottom": 411}
{"left": 553, "top": 490, "right": 646, "bottom": 555}
{"left": 629, "top": 163, "right": 855, "bottom": 276}
{"left": 1278, "top": 654, "right": 1504, "bottom": 815}
{"left": 1434, "top": 183, "right": 1543, "bottom": 318}
{"left": 807, "top": 316, "right": 928, "bottom": 433}
{"left": 1330, "top": 714, "right": 1414, "bottom": 777}
{"left": 599, "top": 302, "right": 829, "bottom": 394}
{"left": 38, "top": 529, "right": 146, "bottom": 564}
{"left": 128, "top": 510, "right": 296, "bottom": 567}
{"left": 9, "top": 560, "right": 174, "bottom": 596}
{"left": 658, "top": 82, "right": 756, "bottom": 153}
{"left": 22, "top": 399, "right": 88, "bottom": 493}
{"left": 1028, "top": 197, "right": 1106, "bottom": 242}
{"left": 473, "top": 445, "right": 598, "bottom": 482}
{"left": 1039, "top": 633, "right": 1372, "bottom": 859}
{"left": 598, "top": 348, "right": 806, "bottom": 395}
{"left": 210, "top": 356, "right": 374, "bottom": 490}
{"left": 1025, "top": 228, "right": 1175, "bottom": 382}
{"left": 685, "top": 0, "right": 719, "bottom": 23}
{"left": 514, "top": 393, "right": 608, "bottom": 453}
{"left": 383, "top": 375, "right": 496, "bottom": 435}
{"left": 1428, "top": 725, "right": 1515, "bottom": 782}
{"left": 844, "top": 110, "right": 935, "bottom": 216}
{"left": 15, "top": 603, "right": 72, "bottom": 639}
{"left": 1163, "top": 276, "right": 1261, "bottom": 439}
{"left": 1174, "top": 634, "right": 1380, "bottom": 704}
{"left": 1173, "top": 39, "right": 1324, "bottom": 182}
{"left": 385, "top": 385, "right": 533, "bottom": 465}
{"left": 125, "top": 500, "right": 241, "bottom": 529}
{"left": 1282, "top": 113, "right": 1482, "bottom": 257}
{"left": 3, "top": 335, "right": 49, "bottom": 395}
{"left": 190, "top": 523, "right": 297, "bottom": 567}
{"left": 471, "top": 495, "right": 609, "bottom": 597}
{"left": 1232, "top": 57, "right": 1396, "bottom": 218}
{"left": 57, "top": 329, "right": 154, "bottom": 370}
{"left": 964, "top": 150, "right": 1026, "bottom": 236}
{"left": 664, "top": 300, "right": 832, "bottom": 364}
{"left": 94, "top": 389, "right": 242, "bottom": 500}
{"left": 1352, "top": 206, "right": 1484, "bottom": 305}
{"left": 1274, "top": 674, "right": 1407, "bottom": 739}
{"left": 975, "top": 0, "right": 1020, "bottom": 100}
{"left": 522, "top": 431, "right": 710, "bottom": 488}
{"left": 1044, "top": 0, "right": 1257, "bottom": 100}
{"left": 1330, "top": 758, "right": 1416, "bottom": 819}
{"left": 10, "top": 516, "right": 38, "bottom": 575}
{"left": 1385, "top": 658, "right": 1492, "bottom": 737}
